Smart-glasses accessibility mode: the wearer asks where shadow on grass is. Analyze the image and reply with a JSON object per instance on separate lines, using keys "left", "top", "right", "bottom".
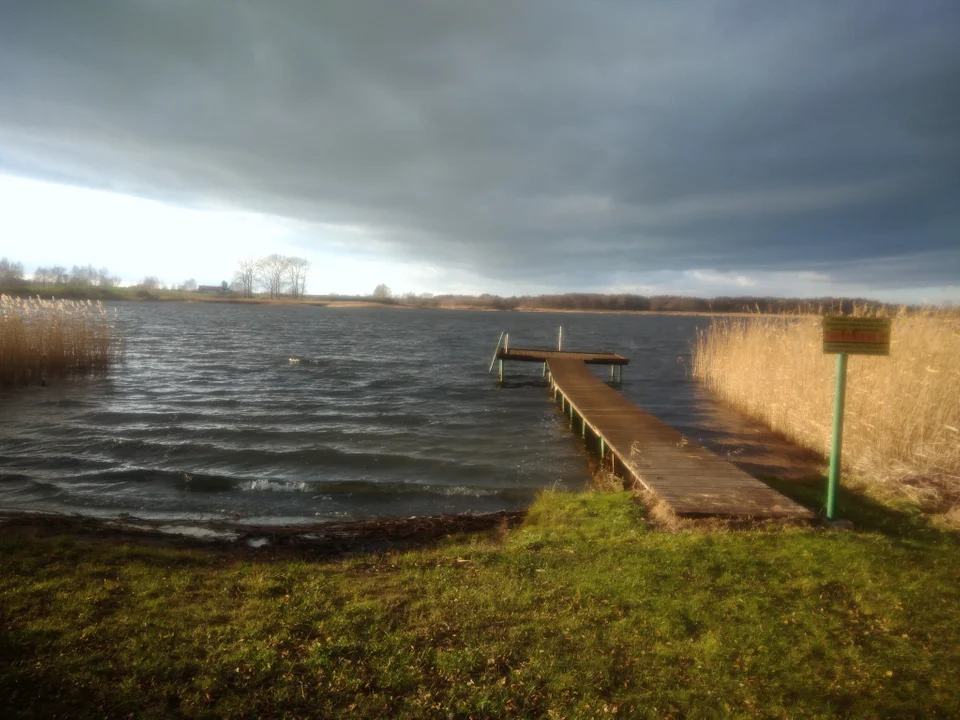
{"left": 759, "top": 474, "right": 958, "bottom": 542}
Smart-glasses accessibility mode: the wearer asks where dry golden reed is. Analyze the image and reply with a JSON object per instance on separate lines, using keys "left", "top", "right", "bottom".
{"left": 0, "top": 295, "right": 122, "bottom": 387}
{"left": 693, "top": 309, "right": 960, "bottom": 507}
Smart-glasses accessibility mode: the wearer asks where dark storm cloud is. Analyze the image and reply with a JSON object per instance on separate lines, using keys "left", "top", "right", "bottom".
{"left": 1, "top": 0, "right": 958, "bottom": 290}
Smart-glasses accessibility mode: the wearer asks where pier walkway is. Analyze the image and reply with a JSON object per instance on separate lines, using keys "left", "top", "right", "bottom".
{"left": 497, "top": 346, "right": 812, "bottom": 519}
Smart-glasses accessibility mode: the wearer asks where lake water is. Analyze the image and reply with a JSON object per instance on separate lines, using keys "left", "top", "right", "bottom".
{"left": 0, "top": 304, "right": 726, "bottom": 524}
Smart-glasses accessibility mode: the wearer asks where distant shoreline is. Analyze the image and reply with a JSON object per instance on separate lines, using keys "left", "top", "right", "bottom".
{"left": 2, "top": 290, "right": 797, "bottom": 316}
{"left": 3, "top": 286, "right": 927, "bottom": 316}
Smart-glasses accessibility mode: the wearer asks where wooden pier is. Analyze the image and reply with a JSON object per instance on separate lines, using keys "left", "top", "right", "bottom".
{"left": 495, "top": 343, "right": 812, "bottom": 519}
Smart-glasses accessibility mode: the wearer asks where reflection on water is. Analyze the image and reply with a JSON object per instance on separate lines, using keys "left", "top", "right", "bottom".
{"left": 0, "top": 304, "right": 728, "bottom": 523}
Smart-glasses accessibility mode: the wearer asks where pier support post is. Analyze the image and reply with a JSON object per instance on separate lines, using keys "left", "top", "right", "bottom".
{"left": 582, "top": 417, "right": 586, "bottom": 438}
{"left": 600, "top": 438, "right": 605, "bottom": 456}
{"left": 610, "top": 365, "right": 615, "bottom": 380}
{"left": 499, "top": 359, "right": 503, "bottom": 382}
{"left": 543, "top": 361, "right": 547, "bottom": 377}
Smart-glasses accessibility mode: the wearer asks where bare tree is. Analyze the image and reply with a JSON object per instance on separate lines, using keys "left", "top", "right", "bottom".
{"left": 140, "top": 276, "right": 161, "bottom": 290}
{"left": 234, "top": 259, "right": 257, "bottom": 298}
{"left": 70, "top": 264, "right": 100, "bottom": 286}
{"left": 0, "top": 258, "right": 25, "bottom": 288}
{"left": 179, "top": 278, "right": 198, "bottom": 292}
{"left": 33, "top": 267, "right": 53, "bottom": 289}
{"left": 257, "top": 254, "right": 289, "bottom": 299}
{"left": 373, "top": 284, "right": 392, "bottom": 301}
{"left": 51, "top": 266, "right": 68, "bottom": 284}
{"left": 98, "top": 267, "right": 119, "bottom": 288}
{"left": 286, "top": 257, "right": 310, "bottom": 299}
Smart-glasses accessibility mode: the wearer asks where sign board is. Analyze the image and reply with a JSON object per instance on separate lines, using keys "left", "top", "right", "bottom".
{"left": 823, "top": 316, "right": 891, "bottom": 356}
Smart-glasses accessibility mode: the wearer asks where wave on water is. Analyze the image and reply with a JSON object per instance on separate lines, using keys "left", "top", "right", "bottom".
{"left": 286, "top": 357, "right": 329, "bottom": 367}
{"left": 1, "top": 304, "right": 710, "bottom": 522}
{"left": 242, "top": 479, "right": 310, "bottom": 492}
{"left": 437, "top": 485, "right": 503, "bottom": 497}
{"left": 197, "top": 476, "right": 534, "bottom": 500}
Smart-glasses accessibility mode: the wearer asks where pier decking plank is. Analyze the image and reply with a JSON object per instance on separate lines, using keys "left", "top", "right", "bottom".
{"left": 542, "top": 358, "right": 813, "bottom": 519}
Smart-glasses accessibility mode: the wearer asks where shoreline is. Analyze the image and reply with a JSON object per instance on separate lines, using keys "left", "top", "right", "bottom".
{"left": 4, "top": 288, "right": 869, "bottom": 316}
{"left": 3, "top": 290, "right": 783, "bottom": 316}
{"left": 0, "top": 508, "right": 525, "bottom": 556}
{"left": 3, "top": 488, "right": 957, "bottom": 718}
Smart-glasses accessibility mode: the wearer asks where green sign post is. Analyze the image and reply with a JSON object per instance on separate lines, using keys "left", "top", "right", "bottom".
{"left": 826, "top": 353, "right": 848, "bottom": 519}
{"left": 822, "top": 316, "right": 892, "bottom": 519}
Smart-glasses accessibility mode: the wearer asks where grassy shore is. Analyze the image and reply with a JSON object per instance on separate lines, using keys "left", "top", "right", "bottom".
{"left": 694, "top": 311, "right": 960, "bottom": 514}
{"left": 2, "top": 488, "right": 958, "bottom": 718}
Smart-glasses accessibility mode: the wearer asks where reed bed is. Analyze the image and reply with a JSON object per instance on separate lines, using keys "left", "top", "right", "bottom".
{"left": 693, "top": 309, "right": 960, "bottom": 508}
{"left": 0, "top": 295, "right": 122, "bottom": 387}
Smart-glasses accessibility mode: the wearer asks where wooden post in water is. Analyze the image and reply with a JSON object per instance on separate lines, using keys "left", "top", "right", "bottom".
{"left": 505, "top": 334, "right": 509, "bottom": 353}
{"left": 558, "top": 326, "right": 563, "bottom": 351}
{"left": 610, "top": 365, "right": 615, "bottom": 380}
{"left": 488, "top": 331, "right": 504, "bottom": 374}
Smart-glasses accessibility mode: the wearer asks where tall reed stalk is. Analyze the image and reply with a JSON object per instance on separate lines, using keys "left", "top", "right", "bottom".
{"left": 0, "top": 295, "right": 122, "bottom": 387}
{"left": 693, "top": 309, "right": 960, "bottom": 508}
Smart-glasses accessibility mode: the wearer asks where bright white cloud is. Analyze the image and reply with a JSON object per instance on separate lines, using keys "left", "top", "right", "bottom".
{"left": 1, "top": 175, "right": 956, "bottom": 304}
{"left": 0, "top": 174, "right": 297, "bottom": 285}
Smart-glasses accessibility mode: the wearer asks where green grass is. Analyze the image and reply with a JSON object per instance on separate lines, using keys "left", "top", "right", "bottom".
{"left": 1, "top": 490, "right": 958, "bottom": 718}
{"left": 7, "top": 284, "right": 193, "bottom": 302}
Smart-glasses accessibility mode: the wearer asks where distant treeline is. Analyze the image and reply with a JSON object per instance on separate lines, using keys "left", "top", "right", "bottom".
{"left": 0, "top": 257, "right": 913, "bottom": 314}
{"left": 390, "top": 292, "right": 896, "bottom": 314}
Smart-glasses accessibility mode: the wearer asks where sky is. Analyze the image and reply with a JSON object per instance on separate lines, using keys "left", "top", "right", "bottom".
{"left": 0, "top": 1, "right": 958, "bottom": 302}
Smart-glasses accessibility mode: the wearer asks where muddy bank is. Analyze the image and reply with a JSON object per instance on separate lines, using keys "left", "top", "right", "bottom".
{"left": 0, "top": 509, "right": 526, "bottom": 558}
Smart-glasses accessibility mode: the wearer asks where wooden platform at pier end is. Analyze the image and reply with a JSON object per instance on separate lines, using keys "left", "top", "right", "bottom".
{"left": 496, "top": 347, "right": 629, "bottom": 366}
{"left": 502, "top": 351, "right": 811, "bottom": 518}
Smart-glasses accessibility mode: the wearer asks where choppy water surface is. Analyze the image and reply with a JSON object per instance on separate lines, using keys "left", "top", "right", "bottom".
{"left": 0, "top": 304, "right": 722, "bottom": 524}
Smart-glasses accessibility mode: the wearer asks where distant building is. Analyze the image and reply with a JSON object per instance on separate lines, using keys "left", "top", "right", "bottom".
{"left": 196, "top": 285, "right": 222, "bottom": 295}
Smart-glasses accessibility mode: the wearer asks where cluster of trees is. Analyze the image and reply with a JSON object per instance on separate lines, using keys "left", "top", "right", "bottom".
{"left": 35, "top": 264, "right": 121, "bottom": 289}
{"left": 370, "top": 286, "right": 443, "bottom": 306}
{"left": 234, "top": 255, "right": 310, "bottom": 299}
{"left": 0, "top": 258, "right": 25, "bottom": 288}
{"left": 0, "top": 258, "right": 123, "bottom": 290}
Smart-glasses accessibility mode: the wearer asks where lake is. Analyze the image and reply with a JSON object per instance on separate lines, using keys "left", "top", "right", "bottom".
{"left": 0, "top": 304, "right": 728, "bottom": 524}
